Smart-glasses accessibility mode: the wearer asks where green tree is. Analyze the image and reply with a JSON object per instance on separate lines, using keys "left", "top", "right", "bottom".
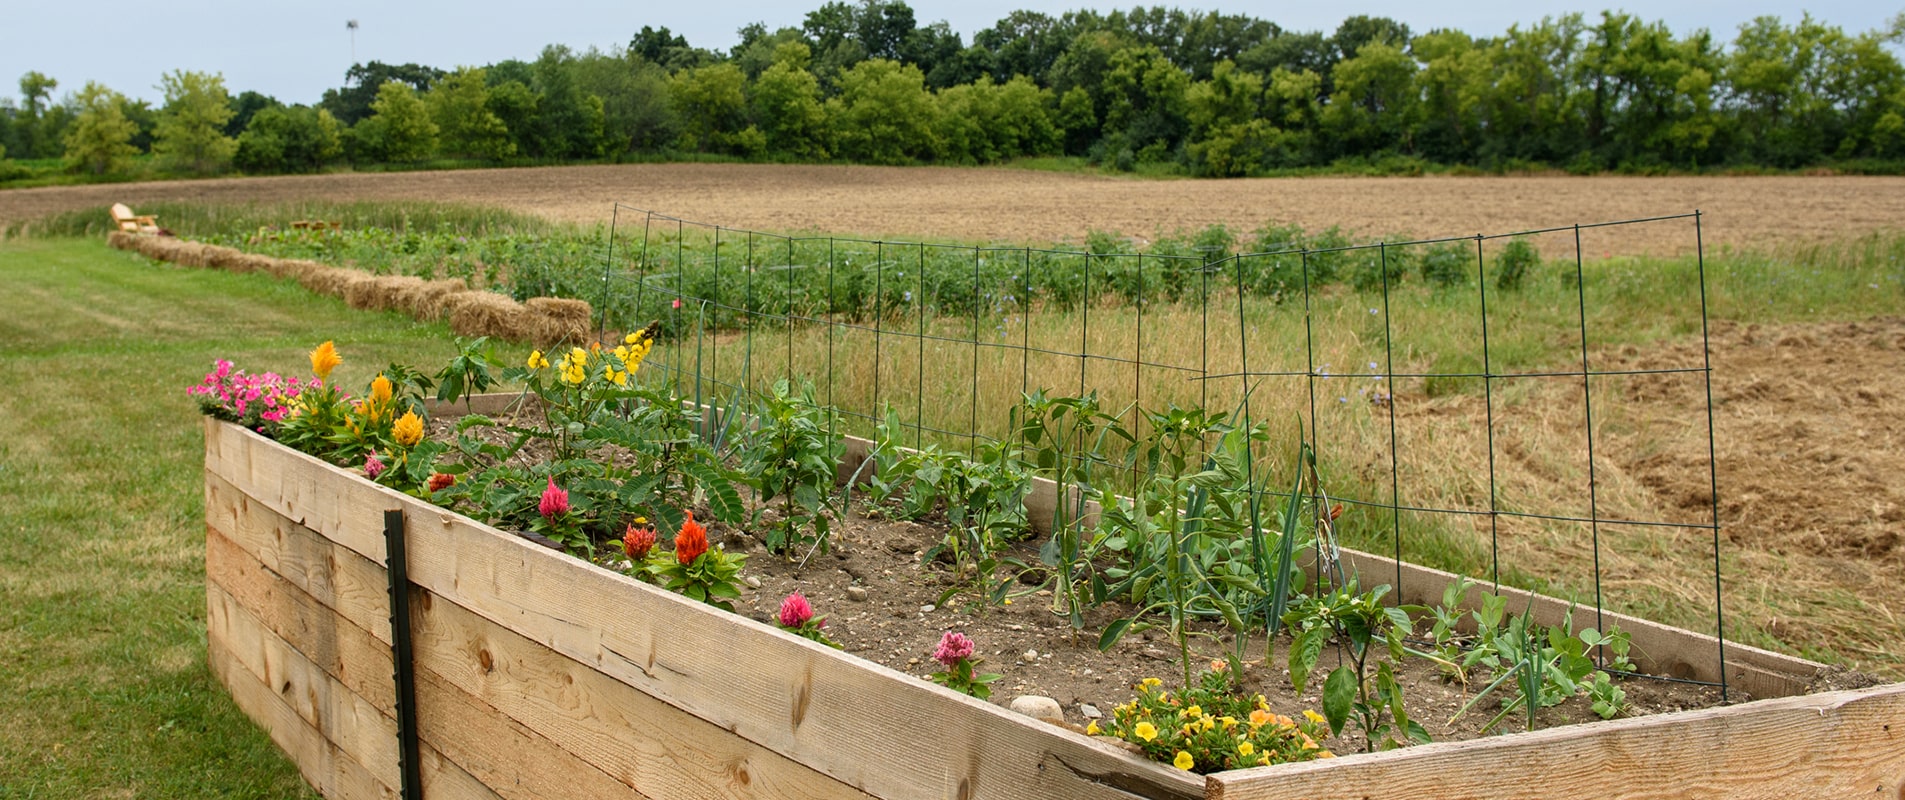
{"left": 1100, "top": 44, "right": 1191, "bottom": 164}
{"left": 234, "top": 105, "right": 342, "bottom": 173}
{"left": 1320, "top": 41, "right": 1422, "bottom": 158}
{"left": 18, "top": 71, "right": 58, "bottom": 158}
{"left": 529, "top": 46, "right": 606, "bottom": 159}
{"left": 669, "top": 62, "right": 756, "bottom": 154}
{"left": 574, "top": 48, "right": 677, "bottom": 155}
{"left": 62, "top": 81, "right": 138, "bottom": 175}
{"left": 828, "top": 58, "right": 938, "bottom": 163}
{"left": 429, "top": 67, "right": 514, "bottom": 159}
{"left": 320, "top": 61, "right": 443, "bottom": 125}
{"left": 152, "top": 70, "right": 237, "bottom": 174}
{"left": 751, "top": 43, "right": 830, "bottom": 158}
{"left": 485, "top": 79, "right": 541, "bottom": 156}
{"left": 225, "top": 90, "right": 279, "bottom": 137}
{"left": 360, "top": 80, "right": 438, "bottom": 162}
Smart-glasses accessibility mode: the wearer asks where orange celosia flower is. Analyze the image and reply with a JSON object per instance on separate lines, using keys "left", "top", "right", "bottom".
{"left": 370, "top": 374, "right": 393, "bottom": 404}
{"left": 674, "top": 512, "right": 708, "bottom": 565}
{"left": 310, "top": 341, "right": 342, "bottom": 382}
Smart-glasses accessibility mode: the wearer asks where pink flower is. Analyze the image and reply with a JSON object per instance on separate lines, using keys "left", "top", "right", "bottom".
{"left": 538, "top": 477, "right": 569, "bottom": 518}
{"left": 364, "top": 453, "right": 385, "bottom": 480}
{"left": 778, "top": 592, "right": 815, "bottom": 628}
{"left": 933, "top": 631, "right": 975, "bottom": 668}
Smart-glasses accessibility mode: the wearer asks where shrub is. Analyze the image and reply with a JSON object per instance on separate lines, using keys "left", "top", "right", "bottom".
{"left": 1493, "top": 237, "right": 1539, "bottom": 292}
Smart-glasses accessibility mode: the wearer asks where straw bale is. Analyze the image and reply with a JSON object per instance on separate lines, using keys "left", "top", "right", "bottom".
{"left": 297, "top": 265, "right": 358, "bottom": 298}
{"left": 107, "top": 231, "right": 137, "bottom": 251}
{"left": 446, "top": 291, "right": 534, "bottom": 341}
{"left": 524, "top": 297, "right": 594, "bottom": 347}
{"left": 205, "top": 246, "right": 251, "bottom": 272}
{"left": 395, "top": 279, "right": 469, "bottom": 321}
{"left": 239, "top": 253, "right": 284, "bottom": 277}
{"left": 346, "top": 275, "right": 425, "bottom": 312}
{"left": 338, "top": 273, "right": 384, "bottom": 307}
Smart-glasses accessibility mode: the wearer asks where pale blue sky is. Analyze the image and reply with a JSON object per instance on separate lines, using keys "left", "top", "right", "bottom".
{"left": 6, "top": 1, "right": 1899, "bottom": 106}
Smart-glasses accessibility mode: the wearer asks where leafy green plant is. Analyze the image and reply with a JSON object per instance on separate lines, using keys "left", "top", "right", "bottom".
{"left": 1494, "top": 237, "right": 1538, "bottom": 291}
{"left": 433, "top": 335, "right": 500, "bottom": 409}
{"left": 1012, "top": 390, "right": 1131, "bottom": 628}
{"left": 1283, "top": 579, "right": 1431, "bottom": 751}
{"left": 1452, "top": 601, "right": 1636, "bottom": 732}
{"left": 737, "top": 378, "right": 845, "bottom": 557}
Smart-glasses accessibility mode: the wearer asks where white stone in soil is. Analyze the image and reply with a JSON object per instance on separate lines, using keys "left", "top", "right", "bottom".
{"left": 847, "top": 586, "right": 868, "bottom": 601}
{"left": 1080, "top": 703, "right": 1102, "bottom": 719}
{"left": 1009, "top": 695, "right": 1064, "bottom": 722}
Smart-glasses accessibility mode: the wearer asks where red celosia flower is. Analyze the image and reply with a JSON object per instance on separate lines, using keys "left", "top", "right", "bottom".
{"left": 933, "top": 631, "right": 975, "bottom": 668}
{"left": 623, "top": 524, "right": 656, "bottom": 560}
{"left": 778, "top": 592, "right": 815, "bottom": 628}
{"left": 364, "top": 453, "right": 385, "bottom": 480}
{"left": 427, "top": 473, "right": 456, "bottom": 493}
{"left": 674, "top": 512, "right": 708, "bottom": 565}
{"left": 538, "top": 477, "right": 569, "bottom": 519}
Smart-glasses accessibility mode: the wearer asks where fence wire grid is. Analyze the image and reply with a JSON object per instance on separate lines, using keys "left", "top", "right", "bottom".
{"left": 594, "top": 203, "right": 1728, "bottom": 697}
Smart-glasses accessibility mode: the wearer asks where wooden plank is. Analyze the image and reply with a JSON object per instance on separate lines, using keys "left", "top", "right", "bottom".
{"left": 207, "top": 419, "right": 1205, "bottom": 800}
{"left": 207, "top": 470, "right": 394, "bottom": 643}
{"left": 1206, "top": 684, "right": 1905, "bottom": 800}
{"left": 214, "top": 516, "right": 857, "bottom": 800}
{"left": 208, "top": 558, "right": 634, "bottom": 800}
{"left": 208, "top": 583, "right": 500, "bottom": 800}
{"left": 209, "top": 631, "right": 396, "bottom": 800}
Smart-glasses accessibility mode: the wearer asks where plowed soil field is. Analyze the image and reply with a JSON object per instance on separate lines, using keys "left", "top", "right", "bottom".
{"left": 5, "top": 164, "right": 1905, "bottom": 255}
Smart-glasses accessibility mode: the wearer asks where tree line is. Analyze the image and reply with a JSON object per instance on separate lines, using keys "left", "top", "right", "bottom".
{"left": 6, "top": 3, "right": 1905, "bottom": 181}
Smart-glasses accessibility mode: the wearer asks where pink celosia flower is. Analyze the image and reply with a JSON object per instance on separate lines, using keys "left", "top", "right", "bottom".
{"left": 778, "top": 592, "right": 815, "bottom": 628}
{"left": 539, "top": 477, "right": 569, "bottom": 518}
{"left": 933, "top": 631, "right": 975, "bottom": 668}
{"left": 364, "top": 453, "right": 385, "bottom": 480}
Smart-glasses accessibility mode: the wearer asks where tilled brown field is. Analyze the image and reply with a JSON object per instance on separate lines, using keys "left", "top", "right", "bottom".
{"left": 5, "top": 164, "right": 1905, "bottom": 255}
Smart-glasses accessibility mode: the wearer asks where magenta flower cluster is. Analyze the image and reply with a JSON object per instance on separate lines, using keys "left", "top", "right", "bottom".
{"left": 933, "top": 631, "right": 975, "bottom": 668}
{"left": 188, "top": 359, "right": 308, "bottom": 426}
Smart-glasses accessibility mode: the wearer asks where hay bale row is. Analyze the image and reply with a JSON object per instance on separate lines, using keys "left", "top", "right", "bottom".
{"left": 109, "top": 232, "right": 592, "bottom": 346}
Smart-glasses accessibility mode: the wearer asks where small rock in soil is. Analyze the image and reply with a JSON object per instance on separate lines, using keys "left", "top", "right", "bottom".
{"left": 1022, "top": 649, "right": 1039, "bottom": 662}
{"left": 1080, "top": 703, "right": 1102, "bottom": 719}
{"left": 847, "top": 586, "right": 868, "bottom": 601}
{"left": 920, "top": 604, "right": 936, "bottom": 614}
{"left": 744, "top": 576, "right": 762, "bottom": 589}
{"left": 1009, "top": 695, "right": 1064, "bottom": 723}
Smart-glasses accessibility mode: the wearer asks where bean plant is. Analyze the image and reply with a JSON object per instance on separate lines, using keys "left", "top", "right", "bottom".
{"left": 1011, "top": 390, "right": 1131, "bottom": 628}
{"left": 737, "top": 379, "right": 845, "bottom": 557}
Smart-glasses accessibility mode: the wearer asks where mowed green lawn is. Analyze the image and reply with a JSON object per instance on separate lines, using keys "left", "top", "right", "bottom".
{"left": 0, "top": 238, "right": 459, "bottom": 797}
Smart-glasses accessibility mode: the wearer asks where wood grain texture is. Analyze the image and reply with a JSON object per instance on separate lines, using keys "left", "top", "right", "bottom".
{"left": 206, "top": 581, "right": 500, "bottom": 800}
{"left": 1206, "top": 684, "right": 1905, "bottom": 800}
{"left": 211, "top": 504, "right": 871, "bottom": 800}
{"left": 205, "top": 418, "right": 1204, "bottom": 800}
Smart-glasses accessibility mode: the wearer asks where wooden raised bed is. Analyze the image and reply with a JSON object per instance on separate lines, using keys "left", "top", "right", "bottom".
{"left": 204, "top": 415, "right": 1905, "bottom": 799}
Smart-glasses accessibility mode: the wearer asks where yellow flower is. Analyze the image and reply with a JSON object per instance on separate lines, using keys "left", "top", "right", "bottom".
{"left": 310, "top": 341, "right": 342, "bottom": 382}
{"left": 1317, "top": 751, "right": 1335, "bottom": 759}
{"left": 1259, "top": 755, "right": 1271, "bottom": 766}
{"left": 1303, "top": 710, "right": 1327, "bottom": 726}
{"left": 1173, "top": 751, "right": 1194, "bottom": 771}
{"left": 370, "top": 374, "right": 393, "bottom": 404}
{"left": 1220, "top": 716, "right": 1238, "bottom": 730}
{"left": 527, "top": 350, "right": 550, "bottom": 369}
{"left": 1134, "top": 722, "right": 1157, "bottom": 742}
{"left": 1141, "top": 678, "right": 1162, "bottom": 689}
{"left": 1237, "top": 742, "right": 1254, "bottom": 757}
{"left": 1201, "top": 717, "right": 1215, "bottom": 732}
{"left": 1085, "top": 721, "right": 1100, "bottom": 735}
{"left": 392, "top": 411, "right": 424, "bottom": 447}
{"left": 1184, "top": 705, "right": 1202, "bottom": 719}
{"left": 1249, "top": 709, "right": 1272, "bottom": 728}
{"left": 562, "top": 363, "right": 587, "bottom": 385}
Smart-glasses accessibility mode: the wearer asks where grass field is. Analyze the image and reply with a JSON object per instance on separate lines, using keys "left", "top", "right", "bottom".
{"left": 0, "top": 238, "right": 460, "bottom": 797}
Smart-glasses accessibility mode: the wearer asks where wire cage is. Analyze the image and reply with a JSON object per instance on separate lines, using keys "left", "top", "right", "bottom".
{"left": 597, "top": 204, "right": 1728, "bottom": 698}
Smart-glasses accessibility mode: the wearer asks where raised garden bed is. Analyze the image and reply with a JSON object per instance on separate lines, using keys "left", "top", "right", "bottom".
{"left": 204, "top": 401, "right": 1905, "bottom": 799}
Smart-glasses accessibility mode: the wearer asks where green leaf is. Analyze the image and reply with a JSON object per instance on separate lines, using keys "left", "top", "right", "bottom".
{"left": 1097, "top": 617, "right": 1135, "bottom": 651}
{"left": 1322, "top": 666, "right": 1355, "bottom": 737}
{"left": 1289, "top": 626, "right": 1328, "bottom": 693}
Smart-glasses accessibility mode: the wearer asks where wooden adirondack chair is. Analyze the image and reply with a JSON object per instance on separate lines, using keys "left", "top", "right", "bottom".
{"left": 110, "top": 203, "right": 159, "bottom": 234}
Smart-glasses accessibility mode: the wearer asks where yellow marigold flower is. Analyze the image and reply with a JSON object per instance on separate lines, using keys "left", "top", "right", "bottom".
{"left": 1141, "top": 677, "right": 1162, "bottom": 688}
{"left": 1173, "top": 751, "right": 1194, "bottom": 771}
{"left": 1249, "top": 709, "right": 1272, "bottom": 728}
{"left": 1303, "top": 710, "right": 1327, "bottom": 726}
{"left": 371, "top": 375, "right": 393, "bottom": 404}
{"left": 1220, "top": 716, "right": 1238, "bottom": 730}
{"left": 392, "top": 411, "right": 424, "bottom": 447}
{"left": 1085, "top": 721, "right": 1100, "bottom": 736}
{"left": 527, "top": 350, "right": 550, "bottom": 369}
{"left": 1184, "top": 705, "right": 1202, "bottom": 719}
{"left": 1134, "top": 722, "right": 1157, "bottom": 742}
{"left": 1201, "top": 717, "right": 1215, "bottom": 732}
{"left": 1237, "top": 742, "right": 1254, "bottom": 757}
{"left": 310, "top": 341, "right": 342, "bottom": 382}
